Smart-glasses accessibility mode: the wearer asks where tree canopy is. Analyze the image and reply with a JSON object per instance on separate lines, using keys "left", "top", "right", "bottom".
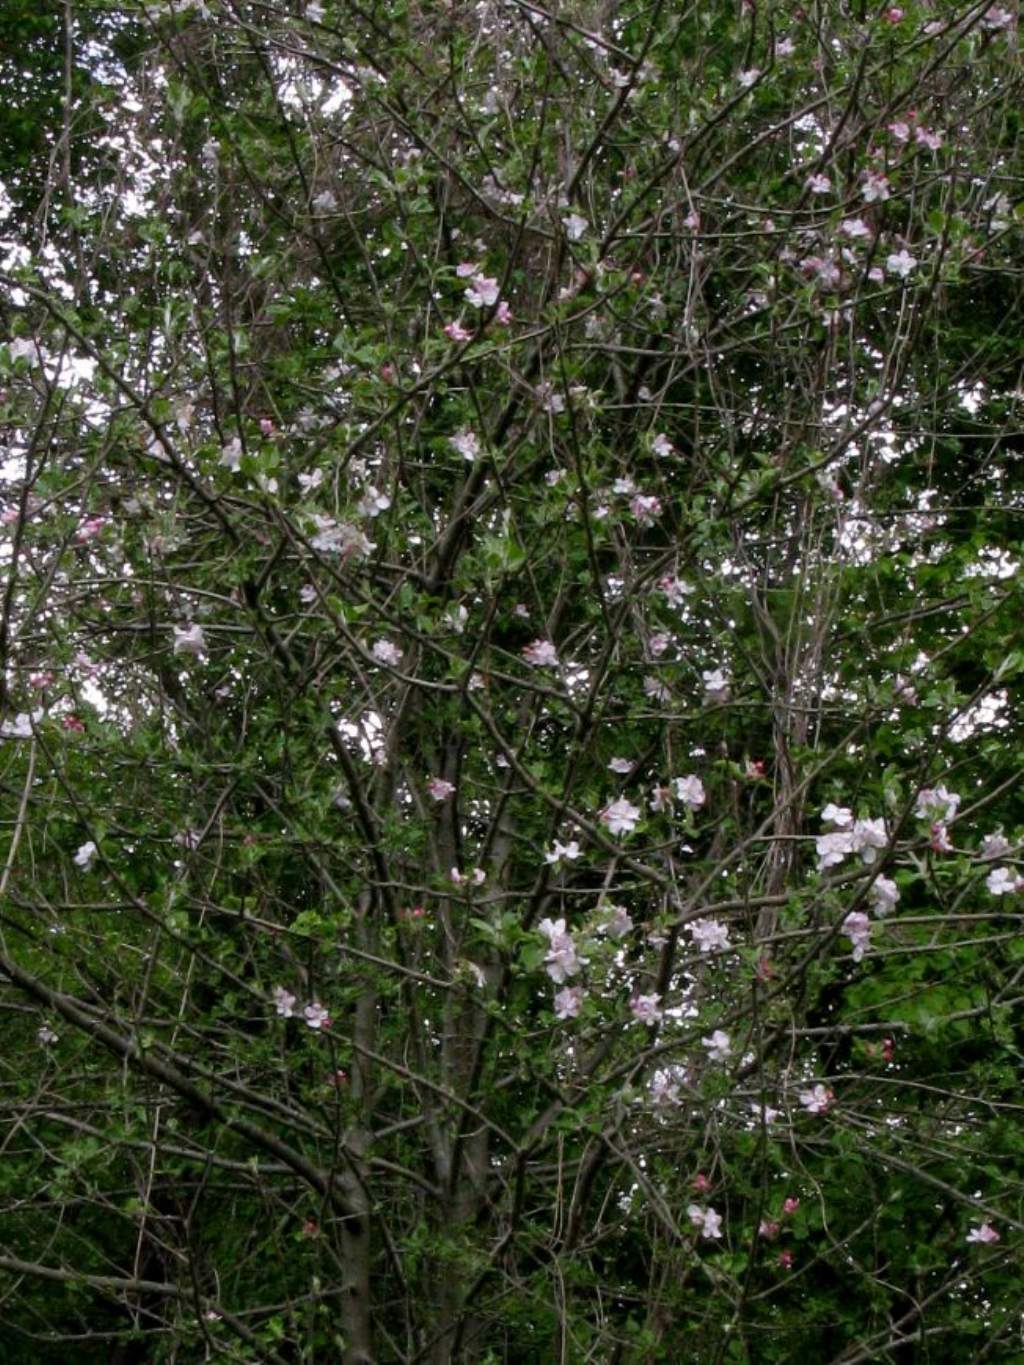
{"left": 1, "top": 1, "right": 1023, "bottom": 1360}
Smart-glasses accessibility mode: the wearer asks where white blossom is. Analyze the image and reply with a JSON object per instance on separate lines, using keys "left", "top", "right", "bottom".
{"left": 74, "top": 841, "right": 98, "bottom": 871}
{"left": 703, "top": 1029, "right": 732, "bottom": 1063}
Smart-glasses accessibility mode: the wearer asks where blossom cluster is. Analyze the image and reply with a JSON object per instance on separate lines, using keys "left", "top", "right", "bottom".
{"left": 273, "top": 987, "right": 331, "bottom": 1030}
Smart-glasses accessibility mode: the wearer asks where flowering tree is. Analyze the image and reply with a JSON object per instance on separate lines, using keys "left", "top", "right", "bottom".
{"left": 1, "top": 0, "right": 1022, "bottom": 1360}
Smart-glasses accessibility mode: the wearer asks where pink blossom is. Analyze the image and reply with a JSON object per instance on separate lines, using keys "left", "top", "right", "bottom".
{"left": 630, "top": 494, "right": 662, "bottom": 525}
{"left": 981, "top": 831, "right": 1012, "bottom": 860}
{"left": 799, "top": 1084, "right": 834, "bottom": 1114}
{"left": 778, "top": 1249, "right": 794, "bottom": 1269}
{"left": 800, "top": 255, "right": 841, "bottom": 288}
{"left": 759, "top": 1219, "right": 780, "bottom": 1240}
{"left": 553, "top": 985, "right": 584, "bottom": 1019}
{"left": 981, "top": 6, "right": 1013, "bottom": 30}
{"left": 545, "top": 839, "right": 581, "bottom": 865}
{"left": 651, "top": 433, "right": 674, "bottom": 457}
{"left": 603, "top": 904, "right": 634, "bottom": 939}
{"left": 870, "top": 875, "right": 900, "bottom": 917}
{"left": 449, "top": 429, "right": 481, "bottom": 461}
{"left": 703, "top": 1029, "right": 731, "bottom": 1063}
{"left": 888, "top": 120, "right": 911, "bottom": 143}
{"left": 806, "top": 174, "right": 832, "bottom": 194}
{"left": 861, "top": 171, "right": 891, "bottom": 204}
{"left": 648, "top": 632, "right": 671, "bottom": 656}
{"left": 782, "top": 1197, "right": 800, "bottom": 1215}
{"left": 456, "top": 261, "right": 479, "bottom": 278}
{"left": 931, "top": 822, "right": 953, "bottom": 853}
{"left": 649, "top": 1069, "right": 682, "bottom": 1105}
{"left": 966, "top": 1222, "right": 1000, "bottom": 1244}
{"left": 465, "top": 275, "right": 500, "bottom": 308}
{"left": 916, "top": 786, "right": 960, "bottom": 822}
{"left": 851, "top": 818, "right": 887, "bottom": 865}
{"left": 493, "top": 300, "right": 512, "bottom": 325}
{"left": 309, "top": 516, "right": 375, "bottom": 559}
{"left": 62, "top": 715, "right": 85, "bottom": 733}
{"left": 536, "top": 382, "right": 565, "bottom": 414}
{"left": 538, "top": 917, "right": 581, "bottom": 983}
{"left": 444, "top": 320, "right": 472, "bottom": 342}
{"left": 816, "top": 829, "right": 854, "bottom": 870}
{"left": 273, "top": 986, "right": 296, "bottom": 1018}
{"left": 630, "top": 992, "right": 663, "bottom": 1026}
{"left": 522, "top": 639, "right": 559, "bottom": 667}
{"left": 674, "top": 775, "right": 706, "bottom": 809}
{"left": 839, "top": 217, "right": 872, "bottom": 240}
{"left": 687, "top": 1204, "right": 723, "bottom": 1238}
{"left": 75, "top": 516, "right": 106, "bottom": 543}
{"left": 450, "top": 866, "right": 486, "bottom": 886}
{"left": 426, "top": 777, "right": 455, "bottom": 801}
{"left": 303, "top": 1002, "right": 331, "bottom": 1030}
{"left": 600, "top": 798, "right": 642, "bottom": 836}
{"left": 986, "top": 866, "right": 1023, "bottom": 895}
{"left": 689, "top": 918, "right": 730, "bottom": 953}
{"left": 357, "top": 485, "right": 391, "bottom": 518}
{"left": 371, "top": 639, "right": 402, "bottom": 666}
{"left": 659, "top": 574, "right": 693, "bottom": 607}
{"left": 886, "top": 248, "right": 917, "bottom": 279}
{"left": 751, "top": 1103, "right": 780, "bottom": 1127}
{"left": 914, "top": 127, "right": 942, "bottom": 151}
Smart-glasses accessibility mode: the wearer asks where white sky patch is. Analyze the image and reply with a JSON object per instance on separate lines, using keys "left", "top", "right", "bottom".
{"left": 950, "top": 690, "right": 1009, "bottom": 742}
{"left": 336, "top": 709, "right": 386, "bottom": 763}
